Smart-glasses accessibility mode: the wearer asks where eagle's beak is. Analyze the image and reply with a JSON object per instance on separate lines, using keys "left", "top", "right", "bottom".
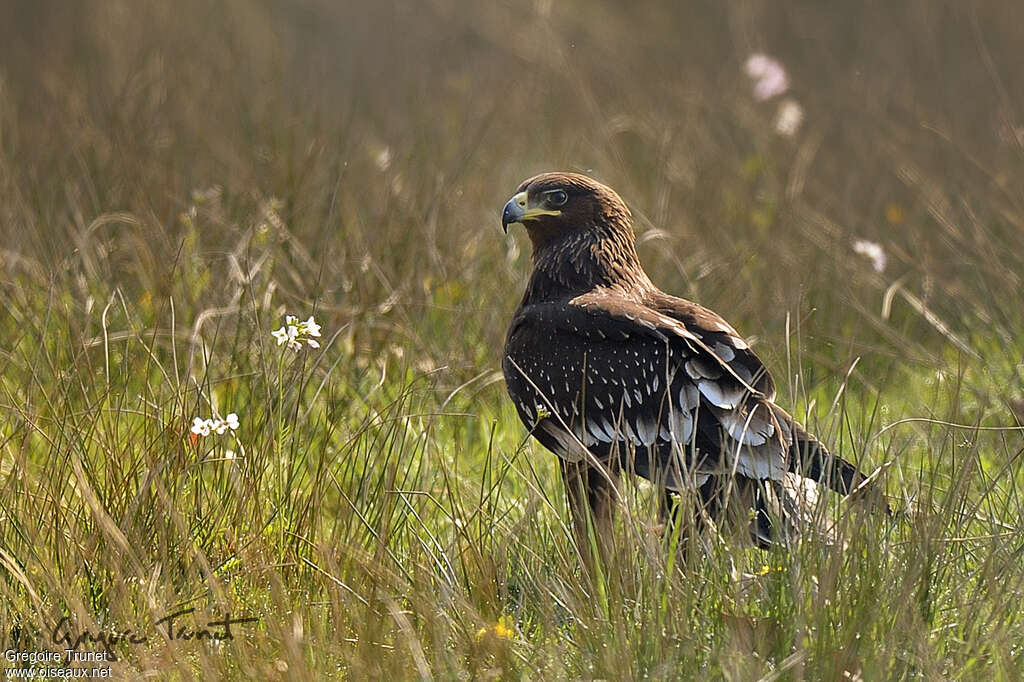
{"left": 501, "top": 192, "right": 529, "bottom": 233}
{"left": 501, "top": 190, "right": 562, "bottom": 233}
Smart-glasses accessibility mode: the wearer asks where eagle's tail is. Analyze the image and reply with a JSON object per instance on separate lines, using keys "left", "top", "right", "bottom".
{"left": 786, "top": 420, "right": 864, "bottom": 494}
{"left": 774, "top": 406, "right": 890, "bottom": 514}
{"left": 700, "top": 475, "right": 838, "bottom": 547}
{"left": 768, "top": 406, "right": 872, "bottom": 493}
{"left": 692, "top": 409, "right": 890, "bottom": 547}
{"left": 753, "top": 474, "right": 837, "bottom": 547}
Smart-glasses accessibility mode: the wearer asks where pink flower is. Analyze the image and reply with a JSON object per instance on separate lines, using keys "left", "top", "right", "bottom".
{"left": 745, "top": 54, "right": 789, "bottom": 101}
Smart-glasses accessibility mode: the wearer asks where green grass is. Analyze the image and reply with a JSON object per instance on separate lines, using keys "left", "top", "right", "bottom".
{"left": 2, "top": 1, "right": 1024, "bottom": 678}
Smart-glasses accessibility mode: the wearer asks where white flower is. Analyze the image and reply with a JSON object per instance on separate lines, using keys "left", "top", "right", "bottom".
{"left": 191, "top": 413, "right": 240, "bottom": 438}
{"left": 774, "top": 99, "right": 804, "bottom": 137}
{"left": 272, "top": 314, "right": 324, "bottom": 352}
{"left": 191, "top": 417, "right": 212, "bottom": 436}
{"left": 853, "top": 239, "right": 887, "bottom": 273}
{"left": 375, "top": 147, "right": 392, "bottom": 172}
{"left": 745, "top": 54, "right": 789, "bottom": 101}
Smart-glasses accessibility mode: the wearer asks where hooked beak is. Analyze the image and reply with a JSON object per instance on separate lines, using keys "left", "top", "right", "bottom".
{"left": 501, "top": 192, "right": 528, "bottom": 233}
{"left": 501, "top": 191, "right": 561, "bottom": 233}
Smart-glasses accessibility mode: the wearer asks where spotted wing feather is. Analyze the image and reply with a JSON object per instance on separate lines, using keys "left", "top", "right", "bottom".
{"left": 502, "top": 292, "right": 790, "bottom": 489}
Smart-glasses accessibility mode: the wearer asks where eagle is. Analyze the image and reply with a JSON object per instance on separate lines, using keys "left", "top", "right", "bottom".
{"left": 500, "top": 171, "right": 884, "bottom": 550}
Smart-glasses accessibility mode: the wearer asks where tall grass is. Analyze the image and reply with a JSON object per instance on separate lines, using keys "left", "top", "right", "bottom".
{"left": 1, "top": 0, "right": 1023, "bottom": 678}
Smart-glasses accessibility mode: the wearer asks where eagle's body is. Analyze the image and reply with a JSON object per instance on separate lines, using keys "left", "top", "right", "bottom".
{"left": 500, "top": 172, "right": 880, "bottom": 548}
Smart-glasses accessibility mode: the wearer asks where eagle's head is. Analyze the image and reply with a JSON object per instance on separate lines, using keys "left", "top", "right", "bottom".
{"left": 501, "top": 172, "right": 633, "bottom": 249}
{"left": 502, "top": 172, "right": 649, "bottom": 295}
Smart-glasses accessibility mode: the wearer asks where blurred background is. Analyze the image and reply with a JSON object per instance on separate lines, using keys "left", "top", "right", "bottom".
{"left": 2, "top": 0, "right": 1022, "bottom": 382}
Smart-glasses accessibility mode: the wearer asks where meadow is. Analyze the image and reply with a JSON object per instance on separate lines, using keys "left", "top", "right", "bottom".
{"left": 1, "top": 1, "right": 1023, "bottom": 678}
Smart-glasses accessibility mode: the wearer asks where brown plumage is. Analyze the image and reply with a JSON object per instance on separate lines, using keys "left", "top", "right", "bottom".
{"left": 500, "top": 172, "right": 884, "bottom": 551}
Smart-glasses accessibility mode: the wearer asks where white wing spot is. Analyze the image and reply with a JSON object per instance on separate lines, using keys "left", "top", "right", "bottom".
{"left": 679, "top": 383, "right": 699, "bottom": 411}
{"left": 697, "top": 379, "right": 745, "bottom": 409}
{"left": 635, "top": 418, "right": 657, "bottom": 444}
{"left": 713, "top": 342, "right": 735, "bottom": 363}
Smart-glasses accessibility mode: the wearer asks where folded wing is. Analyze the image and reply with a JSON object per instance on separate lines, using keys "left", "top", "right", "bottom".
{"left": 502, "top": 289, "right": 793, "bottom": 488}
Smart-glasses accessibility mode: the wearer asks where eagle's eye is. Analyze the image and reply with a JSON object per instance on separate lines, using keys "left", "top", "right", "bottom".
{"left": 546, "top": 190, "right": 568, "bottom": 207}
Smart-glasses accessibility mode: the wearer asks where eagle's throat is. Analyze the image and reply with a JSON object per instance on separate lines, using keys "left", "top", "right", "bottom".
{"left": 523, "top": 225, "right": 650, "bottom": 304}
